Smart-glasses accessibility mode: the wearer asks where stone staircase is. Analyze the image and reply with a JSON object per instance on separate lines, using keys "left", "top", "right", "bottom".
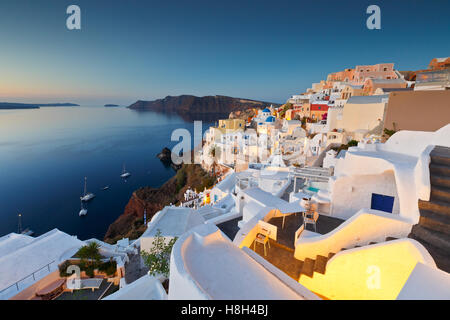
{"left": 296, "top": 237, "right": 398, "bottom": 280}
{"left": 409, "top": 145, "right": 450, "bottom": 273}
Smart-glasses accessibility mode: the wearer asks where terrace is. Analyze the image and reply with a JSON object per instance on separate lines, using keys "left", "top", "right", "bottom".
{"left": 249, "top": 213, "right": 344, "bottom": 280}
{"left": 55, "top": 280, "right": 118, "bottom": 300}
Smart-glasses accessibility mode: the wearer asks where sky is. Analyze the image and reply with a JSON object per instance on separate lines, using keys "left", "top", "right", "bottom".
{"left": 0, "top": 0, "right": 449, "bottom": 105}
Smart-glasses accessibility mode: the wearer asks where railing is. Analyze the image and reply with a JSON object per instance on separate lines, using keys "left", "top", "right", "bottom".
{"left": 0, "top": 260, "right": 56, "bottom": 295}
{"left": 289, "top": 167, "right": 332, "bottom": 182}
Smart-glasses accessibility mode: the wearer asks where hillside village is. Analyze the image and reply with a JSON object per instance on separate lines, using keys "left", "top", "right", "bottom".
{"left": 1, "top": 57, "right": 449, "bottom": 300}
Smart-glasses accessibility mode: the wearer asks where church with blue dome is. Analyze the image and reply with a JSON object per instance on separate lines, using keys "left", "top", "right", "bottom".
{"left": 254, "top": 105, "right": 276, "bottom": 125}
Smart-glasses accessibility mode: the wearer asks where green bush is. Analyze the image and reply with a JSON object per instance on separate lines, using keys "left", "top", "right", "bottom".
{"left": 141, "top": 229, "right": 177, "bottom": 277}
{"left": 58, "top": 260, "right": 72, "bottom": 277}
{"left": 99, "top": 260, "right": 117, "bottom": 276}
{"left": 176, "top": 168, "right": 187, "bottom": 193}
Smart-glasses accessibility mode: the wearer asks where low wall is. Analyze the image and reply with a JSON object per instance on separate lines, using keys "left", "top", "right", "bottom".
{"left": 299, "top": 239, "right": 436, "bottom": 299}
{"left": 294, "top": 209, "right": 413, "bottom": 260}
{"left": 10, "top": 271, "right": 61, "bottom": 300}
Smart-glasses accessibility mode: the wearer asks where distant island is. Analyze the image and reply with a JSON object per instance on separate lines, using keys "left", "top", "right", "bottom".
{"left": 104, "top": 104, "right": 120, "bottom": 107}
{"left": 0, "top": 102, "right": 79, "bottom": 110}
{"left": 127, "top": 95, "right": 280, "bottom": 120}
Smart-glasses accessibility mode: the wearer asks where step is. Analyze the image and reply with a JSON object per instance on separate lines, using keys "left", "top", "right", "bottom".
{"left": 431, "top": 175, "right": 450, "bottom": 189}
{"left": 300, "top": 258, "right": 315, "bottom": 278}
{"left": 297, "top": 260, "right": 304, "bottom": 279}
{"left": 431, "top": 155, "right": 450, "bottom": 167}
{"left": 369, "top": 242, "right": 378, "bottom": 245}
{"left": 408, "top": 235, "right": 450, "bottom": 273}
{"left": 419, "top": 210, "right": 450, "bottom": 235}
{"left": 418, "top": 199, "right": 450, "bottom": 216}
{"left": 314, "top": 255, "right": 328, "bottom": 274}
{"left": 271, "top": 240, "right": 295, "bottom": 253}
{"left": 430, "top": 163, "right": 450, "bottom": 178}
{"left": 430, "top": 146, "right": 450, "bottom": 167}
{"left": 430, "top": 185, "right": 450, "bottom": 204}
{"left": 410, "top": 225, "right": 450, "bottom": 253}
{"left": 328, "top": 252, "right": 335, "bottom": 259}
{"left": 385, "top": 237, "right": 398, "bottom": 241}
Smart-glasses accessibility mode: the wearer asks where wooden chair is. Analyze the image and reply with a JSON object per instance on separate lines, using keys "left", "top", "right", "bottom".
{"left": 254, "top": 228, "right": 271, "bottom": 256}
{"left": 304, "top": 211, "right": 319, "bottom": 232}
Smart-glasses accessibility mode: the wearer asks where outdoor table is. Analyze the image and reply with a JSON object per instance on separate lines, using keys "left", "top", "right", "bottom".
{"left": 278, "top": 201, "right": 306, "bottom": 229}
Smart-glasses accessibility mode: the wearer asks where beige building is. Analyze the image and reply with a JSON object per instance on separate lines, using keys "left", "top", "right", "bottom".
{"left": 326, "top": 106, "right": 344, "bottom": 131}
{"left": 342, "top": 95, "right": 389, "bottom": 140}
{"left": 217, "top": 119, "right": 246, "bottom": 131}
{"left": 383, "top": 90, "right": 450, "bottom": 132}
{"left": 363, "top": 78, "right": 407, "bottom": 95}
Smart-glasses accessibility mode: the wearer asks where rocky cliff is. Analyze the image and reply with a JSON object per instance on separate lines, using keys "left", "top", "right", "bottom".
{"left": 128, "top": 95, "right": 279, "bottom": 117}
{"left": 103, "top": 164, "right": 216, "bottom": 244}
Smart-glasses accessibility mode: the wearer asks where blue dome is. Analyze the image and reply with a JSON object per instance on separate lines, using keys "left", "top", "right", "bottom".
{"left": 265, "top": 116, "right": 276, "bottom": 122}
{"left": 262, "top": 108, "right": 271, "bottom": 113}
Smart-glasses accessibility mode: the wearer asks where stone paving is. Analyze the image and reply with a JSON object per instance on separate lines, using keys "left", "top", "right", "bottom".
{"left": 124, "top": 251, "right": 149, "bottom": 284}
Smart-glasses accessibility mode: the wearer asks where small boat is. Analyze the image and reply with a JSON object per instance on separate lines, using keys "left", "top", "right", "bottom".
{"left": 102, "top": 185, "right": 110, "bottom": 191}
{"left": 17, "top": 213, "right": 34, "bottom": 236}
{"left": 80, "top": 177, "right": 95, "bottom": 202}
{"left": 21, "top": 228, "right": 35, "bottom": 236}
{"left": 79, "top": 200, "right": 87, "bottom": 216}
{"left": 120, "top": 163, "right": 131, "bottom": 179}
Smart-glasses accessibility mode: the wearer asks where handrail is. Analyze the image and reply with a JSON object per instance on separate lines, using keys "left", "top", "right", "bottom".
{"left": 0, "top": 260, "right": 56, "bottom": 294}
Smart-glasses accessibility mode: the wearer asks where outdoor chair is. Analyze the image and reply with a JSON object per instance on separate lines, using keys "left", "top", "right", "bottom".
{"left": 254, "top": 228, "right": 271, "bottom": 256}
{"left": 304, "top": 210, "right": 319, "bottom": 232}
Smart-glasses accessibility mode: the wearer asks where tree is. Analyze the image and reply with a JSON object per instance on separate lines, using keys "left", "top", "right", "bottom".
{"left": 141, "top": 229, "right": 177, "bottom": 278}
{"left": 76, "top": 242, "right": 101, "bottom": 267}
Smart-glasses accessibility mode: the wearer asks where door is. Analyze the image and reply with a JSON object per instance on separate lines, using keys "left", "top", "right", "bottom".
{"left": 371, "top": 193, "right": 394, "bottom": 213}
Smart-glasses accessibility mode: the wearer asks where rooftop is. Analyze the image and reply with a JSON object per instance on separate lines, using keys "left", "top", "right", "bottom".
{"left": 346, "top": 94, "right": 389, "bottom": 104}
{"left": 0, "top": 229, "right": 84, "bottom": 294}
{"left": 176, "top": 224, "right": 309, "bottom": 299}
{"left": 141, "top": 207, "right": 205, "bottom": 238}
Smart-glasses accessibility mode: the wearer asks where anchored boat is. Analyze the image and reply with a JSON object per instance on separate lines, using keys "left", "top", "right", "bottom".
{"left": 80, "top": 176, "right": 95, "bottom": 202}
{"left": 79, "top": 200, "right": 87, "bottom": 216}
{"left": 120, "top": 163, "right": 131, "bottom": 179}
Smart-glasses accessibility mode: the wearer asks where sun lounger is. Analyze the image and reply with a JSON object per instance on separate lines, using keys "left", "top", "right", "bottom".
{"left": 66, "top": 278, "right": 103, "bottom": 292}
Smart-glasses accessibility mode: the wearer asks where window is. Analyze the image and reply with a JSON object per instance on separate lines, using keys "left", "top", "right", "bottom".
{"left": 371, "top": 193, "right": 395, "bottom": 213}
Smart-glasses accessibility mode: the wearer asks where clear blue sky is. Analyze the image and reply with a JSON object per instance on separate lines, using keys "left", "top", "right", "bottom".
{"left": 0, "top": 0, "right": 449, "bottom": 105}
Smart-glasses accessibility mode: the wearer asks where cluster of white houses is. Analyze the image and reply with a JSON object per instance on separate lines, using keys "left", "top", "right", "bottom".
{"left": 1, "top": 59, "right": 449, "bottom": 300}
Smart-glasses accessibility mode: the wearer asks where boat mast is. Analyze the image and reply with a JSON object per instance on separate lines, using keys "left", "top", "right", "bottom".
{"left": 84, "top": 177, "right": 87, "bottom": 196}
{"left": 18, "top": 213, "right": 22, "bottom": 234}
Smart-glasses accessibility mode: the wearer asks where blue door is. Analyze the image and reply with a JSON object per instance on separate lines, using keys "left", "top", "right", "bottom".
{"left": 371, "top": 193, "right": 394, "bottom": 213}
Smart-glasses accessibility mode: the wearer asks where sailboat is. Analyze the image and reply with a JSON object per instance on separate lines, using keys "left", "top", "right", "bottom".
{"left": 79, "top": 200, "right": 88, "bottom": 216}
{"left": 120, "top": 163, "right": 131, "bottom": 179}
{"left": 80, "top": 176, "right": 95, "bottom": 201}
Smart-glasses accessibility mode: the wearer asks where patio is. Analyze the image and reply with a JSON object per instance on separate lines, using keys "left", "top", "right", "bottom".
{"left": 55, "top": 280, "right": 119, "bottom": 300}
{"left": 250, "top": 213, "right": 345, "bottom": 280}
{"left": 267, "top": 213, "right": 345, "bottom": 249}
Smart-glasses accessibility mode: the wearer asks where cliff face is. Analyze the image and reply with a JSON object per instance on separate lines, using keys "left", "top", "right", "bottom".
{"left": 103, "top": 164, "right": 216, "bottom": 244}
{"left": 128, "top": 95, "right": 280, "bottom": 116}
{"left": 229, "top": 108, "right": 258, "bottom": 121}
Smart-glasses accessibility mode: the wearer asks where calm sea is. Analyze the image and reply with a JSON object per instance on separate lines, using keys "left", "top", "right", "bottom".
{"left": 0, "top": 106, "right": 215, "bottom": 240}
